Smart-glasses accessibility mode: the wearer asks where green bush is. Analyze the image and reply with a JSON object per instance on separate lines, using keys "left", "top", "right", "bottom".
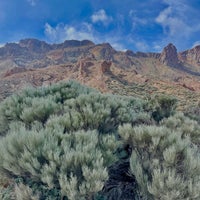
{"left": 0, "top": 80, "right": 149, "bottom": 199}
{"left": 119, "top": 124, "right": 200, "bottom": 199}
{"left": 0, "top": 126, "right": 119, "bottom": 199}
{"left": 0, "top": 80, "right": 96, "bottom": 135}
{"left": 1, "top": 80, "right": 197, "bottom": 200}
{"left": 161, "top": 112, "right": 200, "bottom": 146}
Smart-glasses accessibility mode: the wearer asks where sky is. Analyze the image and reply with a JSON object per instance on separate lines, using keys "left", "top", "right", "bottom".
{"left": 0, "top": 0, "right": 200, "bottom": 52}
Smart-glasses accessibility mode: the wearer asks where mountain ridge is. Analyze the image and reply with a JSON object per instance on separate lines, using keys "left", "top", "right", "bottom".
{"left": 0, "top": 38, "right": 200, "bottom": 109}
{"left": 1, "top": 38, "right": 200, "bottom": 71}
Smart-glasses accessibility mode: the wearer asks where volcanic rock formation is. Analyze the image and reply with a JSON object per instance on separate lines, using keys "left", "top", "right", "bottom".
{"left": 159, "top": 43, "right": 179, "bottom": 67}
{"left": 101, "top": 60, "right": 112, "bottom": 74}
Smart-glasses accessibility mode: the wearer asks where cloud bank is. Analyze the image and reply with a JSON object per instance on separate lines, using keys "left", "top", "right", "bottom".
{"left": 44, "top": 22, "right": 125, "bottom": 50}
{"left": 155, "top": 0, "right": 200, "bottom": 46}
{"left": 44, "top": 23, "right": 95, "bottom": 43}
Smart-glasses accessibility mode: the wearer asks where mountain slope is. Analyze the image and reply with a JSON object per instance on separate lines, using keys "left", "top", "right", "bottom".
{"left": 0, "top": 38, "right": 200, "bottom": 109}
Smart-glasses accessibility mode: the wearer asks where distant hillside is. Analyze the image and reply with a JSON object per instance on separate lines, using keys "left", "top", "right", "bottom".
{"left": 0, "top": 38, "right": 200, "bottom": 109}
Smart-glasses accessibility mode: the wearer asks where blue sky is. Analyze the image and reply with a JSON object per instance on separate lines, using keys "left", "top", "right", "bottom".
{"left": 0, "top": 0, "right": 200, "bottom": 52}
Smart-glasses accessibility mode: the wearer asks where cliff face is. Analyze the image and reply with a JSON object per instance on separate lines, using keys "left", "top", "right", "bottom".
{"left": 179, "top": 45, "right": 200, "bottom": 67}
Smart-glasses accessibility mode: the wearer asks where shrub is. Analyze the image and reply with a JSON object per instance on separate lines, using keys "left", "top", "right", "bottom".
{"left": 0, "top": 80, "right": 96, "bottom": 135}
{"left": 0, "top": 80, "right": 152, "bottom": 199}
{"left": 161, "top": 112, "right": 200, "bottom": 146}
{"left": 119, "top": 124, "right": 200, "bottom": 199}
{"left": 0, "top": 125, "right": 119, "bottom": 199}
{"left": 0, "top": 80, "right": 184, "bottom": 199}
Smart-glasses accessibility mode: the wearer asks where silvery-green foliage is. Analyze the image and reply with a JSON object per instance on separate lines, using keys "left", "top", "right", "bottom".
{"left": 0, "top": 80, "right": 158, "bottom": 199}
{"left": 119, "top": 124, "right": 200, "bottom": 200}
{"left": 161, "top": 112, "right": 200, "bottom": 146}
{"left": 46, "top": 93, "right": 150, "bottom": 134}
{"left": 20, "top": 97, "right": 60, "bottom": 125}
{"left": 0, "top": 126, "right": 119, "bottom": 199}
{"left": 0, "top": 80, "right": 96, "bottom": 135}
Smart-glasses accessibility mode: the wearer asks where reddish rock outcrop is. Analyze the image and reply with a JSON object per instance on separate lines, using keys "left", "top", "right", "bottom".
{"left": 159, "top": 43, "right": 179, "bottom": 67}
{"left": 78, "top": 58, "right": 94, "bottom": 77}
{"left": 101, "top": 60, "right": 112, "bottom": 74}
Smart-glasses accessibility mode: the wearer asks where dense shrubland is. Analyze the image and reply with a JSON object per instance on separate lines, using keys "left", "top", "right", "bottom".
{"left": 0, "top": 80, "right": 199, "bottom": 200}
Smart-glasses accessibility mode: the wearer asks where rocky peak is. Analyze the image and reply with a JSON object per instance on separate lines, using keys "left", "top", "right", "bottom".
{"left": 0, "top": 43, "right": 25, "bottom": 57}
{"left": 159, "top": 43, "right": 179, "bottom": 67}
{"left": 92, "top": 43, "right": 116, "bottom": 60}
{"left": 19, "top": 38, "right": 52, "bottom": 53}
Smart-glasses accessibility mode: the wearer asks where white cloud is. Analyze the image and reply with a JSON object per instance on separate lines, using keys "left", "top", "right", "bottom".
{"left": 44, "top": 22, "right": 126, "bottom": 51}
{"left": 27, "top": 0, "right": 36, "bottom": 6}
{"left": 0, "top": 43, "right": 5, "bottom": 48}
{"left": 156, "top": 6, "right": 192, "bottom": 37}
{"left": 156, "top": 1, "right": 200, "bottom": 39}
{"left": 44, "top": 23, "right": 95, "bottom": 43}
{"left": 91, "top": 9, "right": 113, "bottom": 25}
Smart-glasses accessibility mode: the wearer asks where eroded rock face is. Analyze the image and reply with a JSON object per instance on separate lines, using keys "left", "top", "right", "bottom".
{"left": 159, "top": 43, "right": 179, "bottom": 67}
{"left": 179, "top": 45, "right": 200, "bottom": 66}
{"left": 78, "top": 58, "right": 94, "bottom": 77}
{"left": 101, "top": 60, "right": 112, "bottom": 74}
